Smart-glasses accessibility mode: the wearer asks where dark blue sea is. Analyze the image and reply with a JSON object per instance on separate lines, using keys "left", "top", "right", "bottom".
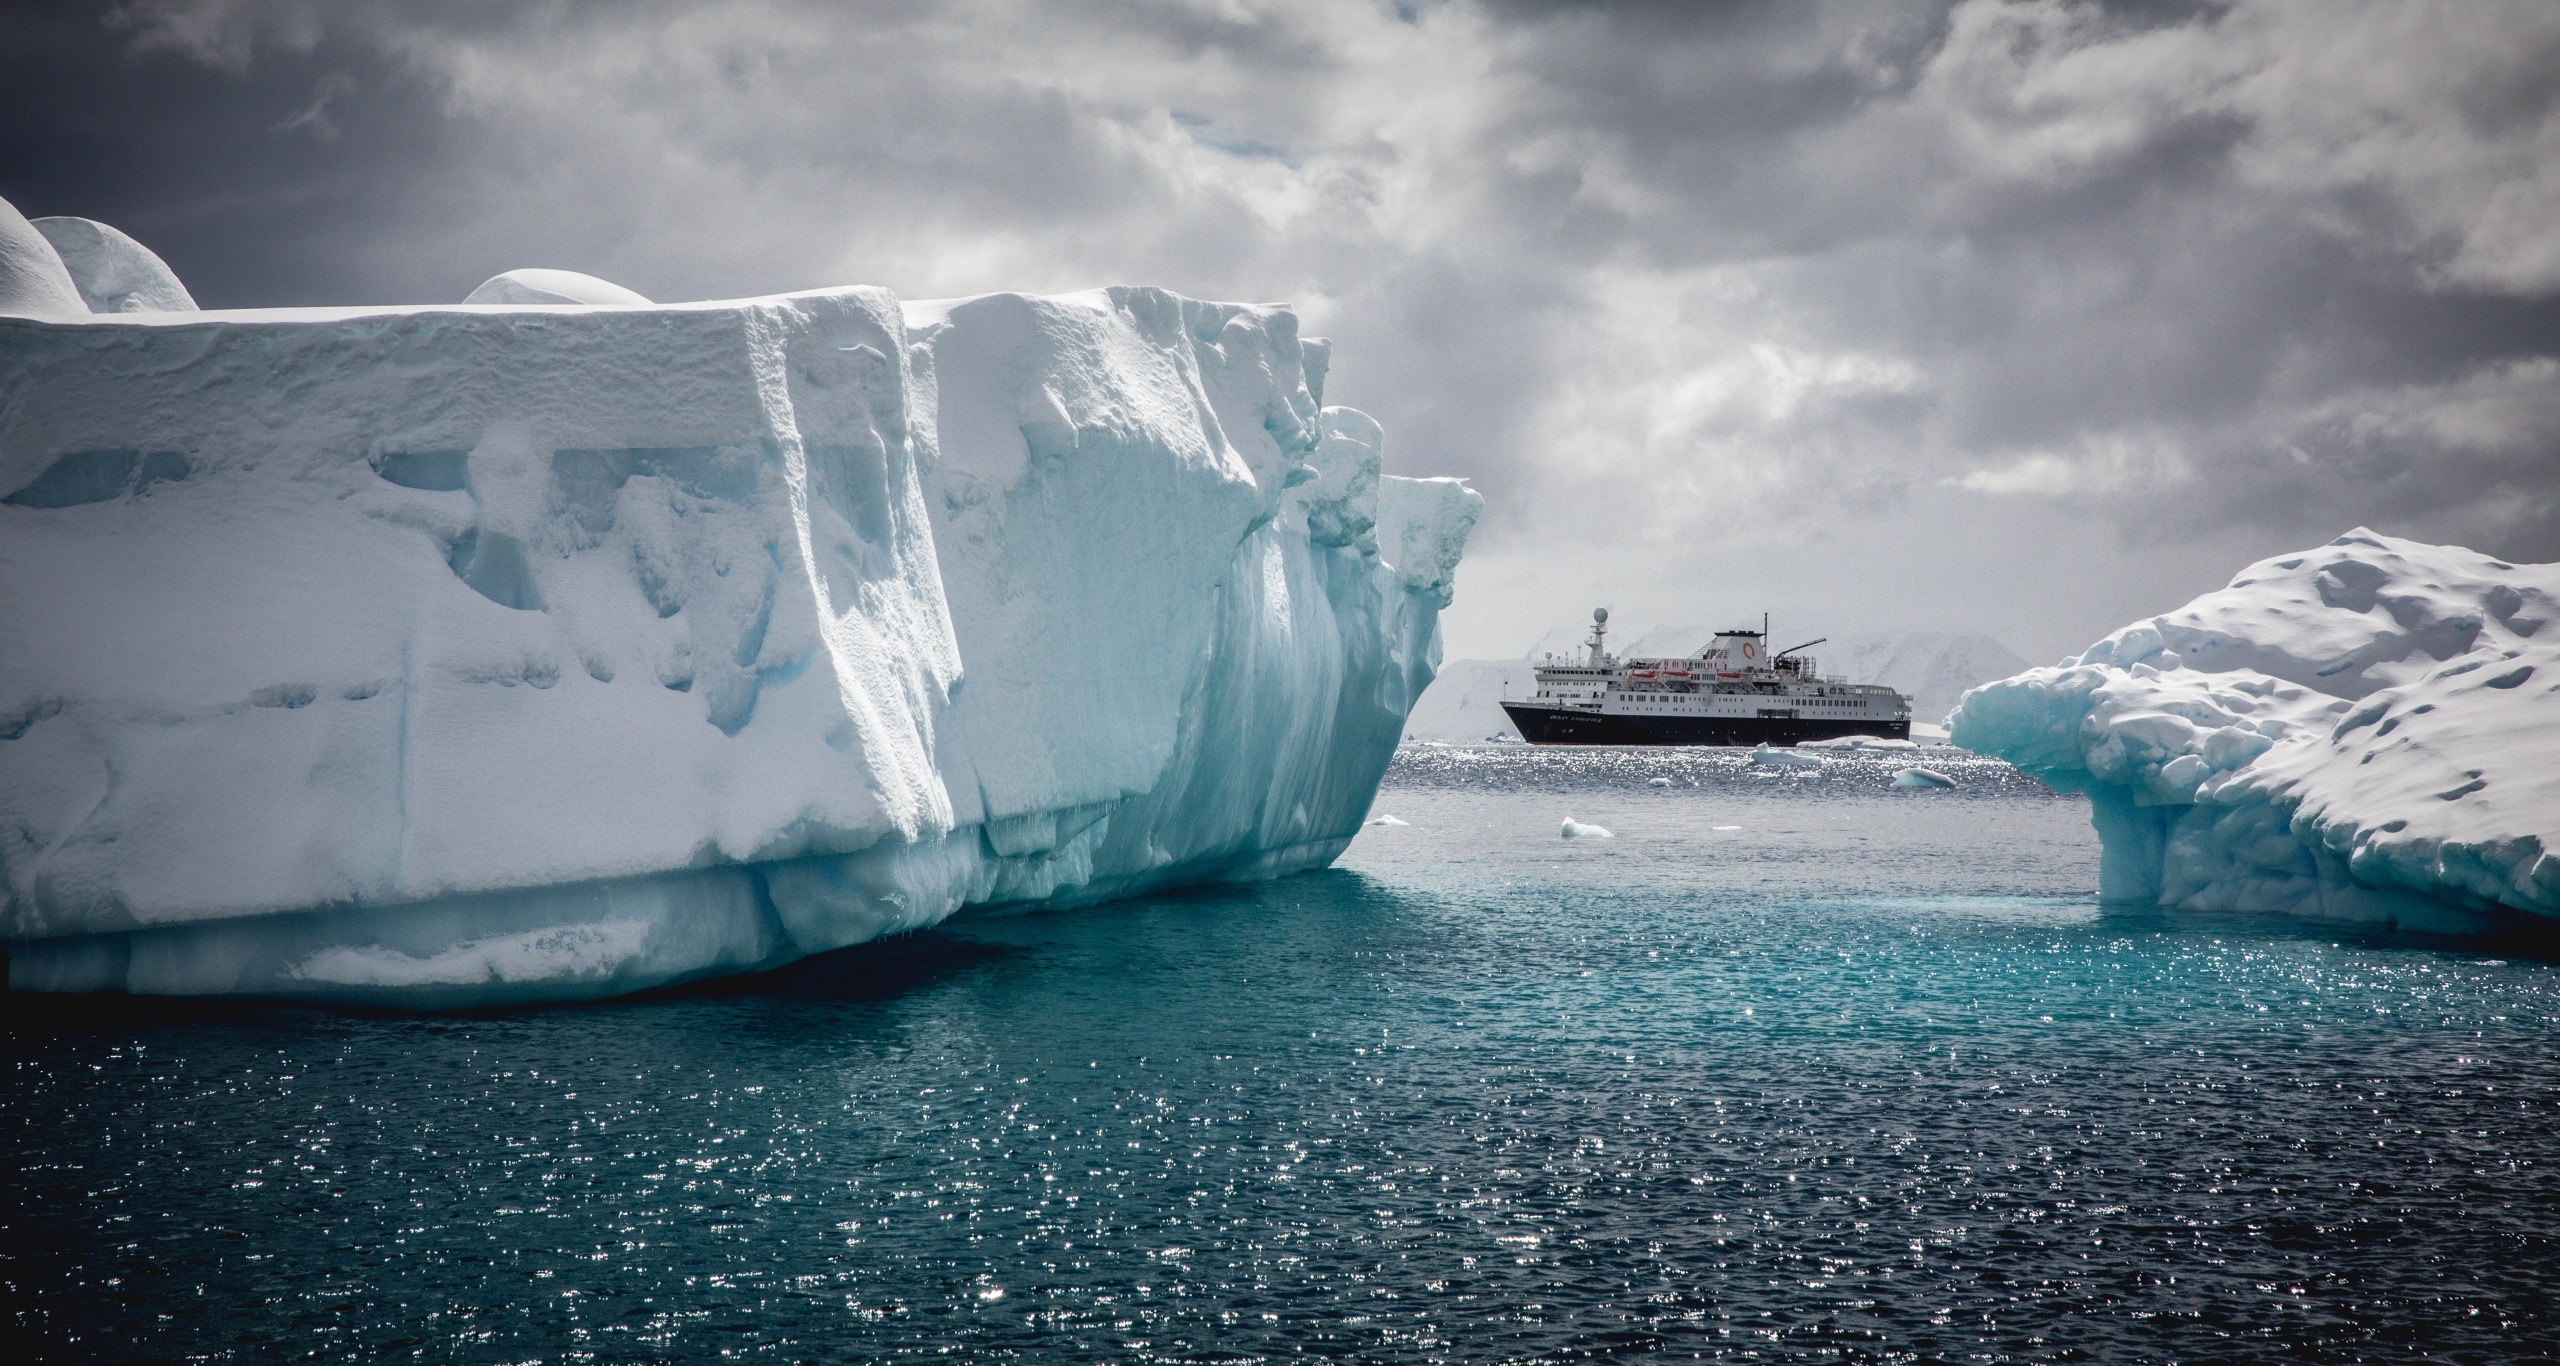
{"left": 10, "top": 745, "right": 2560, "bottom": 1363}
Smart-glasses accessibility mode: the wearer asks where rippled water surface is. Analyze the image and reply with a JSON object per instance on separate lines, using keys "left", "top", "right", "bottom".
{"left": 10, "top": 746, "right": 2560, "bottom": 1363}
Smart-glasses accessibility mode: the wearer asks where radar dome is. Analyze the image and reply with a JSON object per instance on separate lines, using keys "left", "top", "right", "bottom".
{"left": 1593, "top": 607, "right": 1609, "bottom": 624}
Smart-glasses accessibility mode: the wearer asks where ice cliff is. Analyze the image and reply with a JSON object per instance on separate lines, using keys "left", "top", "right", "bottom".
{"left": 1951, "top": 531, "right": 2559, "bottom": 934}
{"left": 0, "top": 199, "right": 1479, "bottom": 1004}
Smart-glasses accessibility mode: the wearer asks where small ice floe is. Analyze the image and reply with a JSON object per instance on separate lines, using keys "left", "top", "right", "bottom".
{"left": 1647, "top": 776, "right": 1672, "bottom": 786}
{"left": 1750, "top": 743, "right": 1820, "bottom": 769}
{"left": 1712, "top": 824, "right": 1742, "bottom": 832}
{"left": 1796, "top": 735, "right": 1917, "bottom": 750}
{"left": 1893, "top": 767, "right": 1955, "bottom": 789}
{"left": 1560, "top": 817, "right": 1615, "bottom": 839}
{"left": 1365, "top": 813, "right": 1410, "bottom": 826}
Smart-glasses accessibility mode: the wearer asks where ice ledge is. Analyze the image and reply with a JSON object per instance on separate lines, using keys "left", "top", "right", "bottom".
{"left": 1951, "top": 530, "right": 2560, "bottom": 934}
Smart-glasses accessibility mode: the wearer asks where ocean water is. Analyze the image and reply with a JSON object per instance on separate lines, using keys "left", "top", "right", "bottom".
{"left": 9, "top": 745, "right": 2560, "bottom": 1363}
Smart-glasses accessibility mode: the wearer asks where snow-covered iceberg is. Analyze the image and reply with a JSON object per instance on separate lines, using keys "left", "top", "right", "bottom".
{"left": 0, "top": 206, "right": 1478, "bottom": 1004}
{"left": 1951, "top": 530, "right": 2559, "bottom": 934}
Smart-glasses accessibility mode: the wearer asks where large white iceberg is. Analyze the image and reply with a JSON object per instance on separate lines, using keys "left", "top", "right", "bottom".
{"left": 0, "top": 206, "right": 1478, "bottom": 1004}
{"left": 1951, "top": 530, "right": 2559, "bottom": 934}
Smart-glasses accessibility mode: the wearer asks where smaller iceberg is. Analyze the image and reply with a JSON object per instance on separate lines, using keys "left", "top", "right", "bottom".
{"left": 1951, "top": 530, "right": 2560, "bottom": 933}
{"left": 1893, "top": 767, "right": 1954, "bottom": 789}
{"left": 1561, "top": 818, "right": 1615, "bottom": 840}
{"left": 1750, "top": 743, "right": 1820, "bottom": 769}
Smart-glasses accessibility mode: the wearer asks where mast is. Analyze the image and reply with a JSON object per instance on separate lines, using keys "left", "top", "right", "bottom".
{"left": 1586, "top": 607, "right": 1610, "bottom": 667}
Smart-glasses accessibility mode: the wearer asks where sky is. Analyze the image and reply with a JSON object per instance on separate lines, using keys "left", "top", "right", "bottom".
{"left": 5, "top": 0, "right": 2557, "bottom": 663}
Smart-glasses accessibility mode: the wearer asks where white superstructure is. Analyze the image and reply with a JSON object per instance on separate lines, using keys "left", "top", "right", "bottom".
{"left": 1504, "top": 610, "right": 1910, "bottom": 744}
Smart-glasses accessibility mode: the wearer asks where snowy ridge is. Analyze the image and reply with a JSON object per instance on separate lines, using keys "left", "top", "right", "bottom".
{"left": 0, "top": 228, "right": 1477, "bottom": 1003}
{"left": 1950, "top": 530, "right": 2559, "bottom": 932}
{"left": 29, "top": 217, "right": 199, "bottom": 314}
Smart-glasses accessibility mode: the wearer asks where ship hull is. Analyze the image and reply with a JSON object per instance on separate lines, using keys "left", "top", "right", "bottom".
{"left": 1499, "top": 703, "right": 1911, "bottom": 747}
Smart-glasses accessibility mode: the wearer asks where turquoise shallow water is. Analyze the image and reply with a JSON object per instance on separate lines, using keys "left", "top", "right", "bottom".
{"left": 8, "top": 745, "right": 2560, "bottom": 1363}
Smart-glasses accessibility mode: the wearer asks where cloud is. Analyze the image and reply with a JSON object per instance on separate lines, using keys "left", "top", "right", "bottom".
{"left": 269, "top": 70, "right": 352, "bottom": 140}
{"left": 3, "top": 0, "right": 2555, "bottom": 658}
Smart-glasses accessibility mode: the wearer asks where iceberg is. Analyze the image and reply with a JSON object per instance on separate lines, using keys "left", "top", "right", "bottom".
{"left": 0, "top": 202, "right": 1480, "bottom": 1004}
{"left": 1951, "top": 530, "right": 2560, "bottom": 934}
{"left": 1560, "top": 819, "right": 1614, "bottom": 840}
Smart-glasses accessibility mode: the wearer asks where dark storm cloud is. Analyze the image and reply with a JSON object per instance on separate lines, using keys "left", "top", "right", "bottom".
{"left": 0, "top": 2, "right": 458, "bottom": 305}
{"left": 1470, "top": 0, "right": 2560, "bottom": 558}
{"left": 3, "top": 0, "right": 2556, "bottom": 652}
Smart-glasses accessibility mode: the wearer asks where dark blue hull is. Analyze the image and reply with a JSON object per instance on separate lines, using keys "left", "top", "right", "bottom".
{"left": 1499, "top": 703, "right": 1910, "bottom": 747}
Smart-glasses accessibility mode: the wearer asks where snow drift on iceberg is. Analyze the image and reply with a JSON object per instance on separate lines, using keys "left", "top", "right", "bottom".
{"left": 1950, "top": 530, "right": 2559, "bottom": 933}
{"left": 0, "top": 204, "right": 1479, "bottom": 1003}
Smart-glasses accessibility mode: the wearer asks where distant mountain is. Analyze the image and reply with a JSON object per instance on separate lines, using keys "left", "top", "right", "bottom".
{"left": 1405, "top": 627, "right": 2029, "bottom": 742}
{"left": 1819, "top": 632, "right": 2030, "bottom": 724}
{"left": 1401, "top": 658, "right": 1536, "bottom": 743}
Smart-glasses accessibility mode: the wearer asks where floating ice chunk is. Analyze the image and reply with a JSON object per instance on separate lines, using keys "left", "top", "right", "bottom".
{"left": 1750, "top": 743, "right": 1820, "bottom": 768}
{"left": 0, "top": 196, "right": 86, "bottom": 319}
{"left": 1365, "top": 813, "right": 1409, "bottom": 827}
{"left": 1951, "top": 529, "right": 2560, "bottom": 932}
{"left": 1712, "top": 825, "right": 1742, "bottom": 832}
{"left": 1798, "top": 735, "right": 1917, "bottom": 750}
{"left": 463, "top": 267, "right": 654, "bottom": 306}
{"left": 1647, "top": 776, "right": 1672, "bottom": 786}
{"left": 1561, "top": 818, "right": 1615, "bottom": 839}
{"left": 29, "top": 216, "right": 198, "bottom": 312}
{"left": 1893, "top": 767, "right": 1955, "bottom": 789}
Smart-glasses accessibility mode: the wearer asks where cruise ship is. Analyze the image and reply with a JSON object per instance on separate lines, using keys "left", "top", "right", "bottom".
{"left": 1499, "top": 609, "right": 1911, "bottom": 746}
